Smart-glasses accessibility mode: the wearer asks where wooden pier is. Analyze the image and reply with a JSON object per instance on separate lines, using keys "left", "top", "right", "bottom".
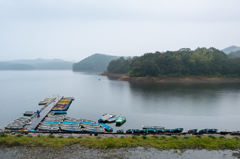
{"left": 24, "top": 98, "right": 60, "bottom": 130}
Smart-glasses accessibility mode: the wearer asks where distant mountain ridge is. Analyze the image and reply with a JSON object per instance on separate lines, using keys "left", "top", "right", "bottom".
{"left": 228, "top": 50, "right": 240, "bottom": 58}
{"left": 0, "top": 58, "right": 73, "bottom": 70}
{"left": 222, "top": 45, "right": 240, "bottom": 54}
{"left": 73, "top": 54, "right": 119, "bottom": 71}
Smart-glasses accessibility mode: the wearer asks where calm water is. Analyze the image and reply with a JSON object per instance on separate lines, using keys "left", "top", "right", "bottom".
{"left": 0, "top": 70, "right": 240, "bottom": 132}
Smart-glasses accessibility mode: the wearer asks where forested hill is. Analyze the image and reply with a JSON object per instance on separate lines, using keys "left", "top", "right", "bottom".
{"left": 107, "top": 47, "right": 240, "bottom": 77}
{"left": 0, "top": 59, "right": 73, "bottom": 70}
{"left": 73, "top": 54, "right": 119, "bottom": 71}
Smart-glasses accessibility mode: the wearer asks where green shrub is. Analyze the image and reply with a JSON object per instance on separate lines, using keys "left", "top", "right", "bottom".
{"left": 58, "top": 136, "right": 63, "bottom": 138}
{"left": 142, "top": 135, "right": 147, "bottom": 139}
{"left": 48, "top": 134, "right": 55, "bottom": 138}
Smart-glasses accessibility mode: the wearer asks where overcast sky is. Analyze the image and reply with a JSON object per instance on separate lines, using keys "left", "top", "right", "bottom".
{"left": 0, "top": 0, "right": 240, "bottom": 61}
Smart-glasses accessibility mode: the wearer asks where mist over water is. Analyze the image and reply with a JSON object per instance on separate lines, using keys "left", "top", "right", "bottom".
{"left": 0, "top": 70, "right": 240, "bottom": 132}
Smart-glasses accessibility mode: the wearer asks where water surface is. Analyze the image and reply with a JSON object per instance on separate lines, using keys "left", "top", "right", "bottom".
{"left": 0, "top": 70, "right": 240, "bottom": 132}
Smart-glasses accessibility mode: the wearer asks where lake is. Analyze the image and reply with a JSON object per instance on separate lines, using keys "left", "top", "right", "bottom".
{"left": 0, "top": 70, "right": 240, "bottom": 132}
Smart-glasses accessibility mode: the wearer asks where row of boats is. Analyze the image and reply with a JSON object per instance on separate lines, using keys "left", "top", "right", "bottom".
{"left": 116, "top": 127, "right": 218, "bottom": 134}
{"left": 98, "top": 113, "right": 126, "bottom": 125}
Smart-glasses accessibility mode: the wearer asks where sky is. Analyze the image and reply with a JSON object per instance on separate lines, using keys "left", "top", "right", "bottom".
{"left": 0, "top": 0, "right": 240, "bottom": 62}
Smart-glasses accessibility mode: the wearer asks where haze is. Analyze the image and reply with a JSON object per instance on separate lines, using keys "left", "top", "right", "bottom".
{"left": 1, "top": 0, "right": 240, "bottom": 61}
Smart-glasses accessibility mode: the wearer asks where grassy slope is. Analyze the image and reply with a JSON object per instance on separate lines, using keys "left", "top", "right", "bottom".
{"left": 1, "top": 134, "right": 240, "bottom": 150}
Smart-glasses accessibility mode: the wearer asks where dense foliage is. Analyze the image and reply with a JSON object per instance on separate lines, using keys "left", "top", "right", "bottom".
{"left": 107, "top": 48, "right": 240, "bottom": 77}
{"left": 73, "top": 54, "right": 119, "bottom": 71}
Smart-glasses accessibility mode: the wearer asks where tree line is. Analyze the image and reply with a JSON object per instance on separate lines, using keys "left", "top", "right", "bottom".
{"left": 107, "top": 47, "right": 240, "bottom": 77}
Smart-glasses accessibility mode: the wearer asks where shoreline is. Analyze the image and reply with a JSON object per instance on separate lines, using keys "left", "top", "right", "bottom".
{"left": 100, "top": 73, "right": 240, "bottom": 83}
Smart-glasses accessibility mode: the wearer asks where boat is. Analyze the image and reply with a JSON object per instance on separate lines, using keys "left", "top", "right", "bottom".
{"left": 142, "top": 126, "right": 165, "bottom": 129}
{"left": 108, "top": 116, "right": 120, "bottom": 122}
{"left": 80, "top": 121, "right": 99, "bottom": 126}
{"left": 116, "top": 129, "right": 124, "bottom": 133}
{"left": 199, "top": 129, "right": 218, "bottom": 133}
{"left": 80, "top": 124, "right": 100, "bottom": 128}
{"left": 52, "top": 97, "right": 74, "bottom": 111}
{"left": 98, "top": 114, "right": 115, "bottom": 123}
{"left": 79, "top": 119, "right": 96, "bottom": 123}
{"left": 82, "top": 127, "right": 105, "bottom": 133}
{"left": 188, "top": 129, "right": 198, "bottom": 133}
{"left": 126, "top": 129, "right": 140, "bottom": 133}
{"left": 23, "top": 111, "right": 35, "bottom": 116}
{"left": 38, "top": 127, "right": 59, "bottom": 131}
{"left": 166, "top": 128, "right": 183, "bottom": 133}
{"left": 52, "top": 110, "right": 67, "bottom": 114}
{"left": 61, "top": 121, "right": 79, "bottom": 125}
{"left": 116, "top": 117, "right": 126, "bottom": 125}
{"left": 146, "top": 129, "right": 158, "bottom": 133}
{"left": 173, "top": 128, "right": 184, "bottom": 132}
{"left": 100, "top": 123, "right": 113, "bottom": 131}
{"left": 60, "top": 126, "right": 83, "bottom": 132}
{"left": 42, "top": 121, "right": 61, "bottom": 124}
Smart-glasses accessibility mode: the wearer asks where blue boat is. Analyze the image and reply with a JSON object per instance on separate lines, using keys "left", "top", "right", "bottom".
{"left": 80, "top": 121, "right": 99, "bottom": 126}
{"left": 82, "top": 127, "right": 105, "bottom": 133}
{"left": 52, "top": 110, "right": 67, "bottom": 114}
{"left": 146, "top": 129, "right": 158, "bottom": 133}
{"left": 108, "top": 116, "right": 120, "bottom": 122}
{"left": 126, "top": 129, "right": 140, "bottom": 133}
{"left": 100, "top": 123, "right": 113, "bottom": 131}
{"left": 140, "top": 129, "right": 148, "bottom": 133}
{"left": 42, "top": 121, "right": 61, "bottom": 124}
{"left": 61, "top": 126, "right": 83, "bottom": 132}
{"left": 199, "top": 129, "right": 218, "bottom": 133}
{"left": 173, "top": 128, "right": 184, "bottom": 132}
{"left": 188, "top": 129, "right": 198, "bottom": 133}
{"left": 116, "top": 129, "right": 124, "bottom": 133}
{"left": 61, "top": 121, "right": 79, "bottom": 125}
{"left": 98, "top": 114, "right": 113, "bottom": 123}
{"left": 142, "top": 125, "right": 165, "bottom": 129}
{"left": 165, "top": 129, "right": 175, "bottom": 133}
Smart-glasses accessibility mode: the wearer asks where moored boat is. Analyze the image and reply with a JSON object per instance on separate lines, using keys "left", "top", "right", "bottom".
{"left": 142, "top": 126, "right": 165, "bottom": 129}
{"left": 108, "top": 116, "right": 120, "bottom": 122}
{"left": 126, "top": 129, "right": 140, "bottom": 133}
{"left": 116, "top": 129, "right": 124, "bottom": 133}
{"left": 82, "top": 127, "right": 105, "bottom": 133}
{"left": 199, "top": 129, "right": 218, "bottom": 133}
{"left": 100, "top": 123, "right": 113, "bottom": 131}
{"left": 188, "top": 129, "right": 198, "bottom": 133}
{"left": 116, "top": 117, "right": 126, "bottom": 125}
{"left": 23, "top": 111, "right": 35, "bottom": 116}
{"left": 98, "top": 114, "right": 115, "bottom": 123}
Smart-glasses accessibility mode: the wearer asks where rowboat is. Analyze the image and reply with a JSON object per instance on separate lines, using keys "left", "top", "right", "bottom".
{"left": 100, "top": 123, "right": 113, "bottom": 131}
{"left": 199, "top": 129, "right": 218, "bottom": 133}
{"left": 82, "top": 127, "right": 105, "bottom": 133}
{"left": 23, "top": 111, "right": 35, "bottom": 116}
{"left": 116, "top": 117, "right": 126, "bottom": 125}
{"left": 116, "top": 129, "right": 124, "bottom": 133}
{"left": 98, "top": 114, "right": 115, "bottom": 123}
{"left": 80, "top": 121, "right": 99, "bottom": 126}
{"left": 142, "top": 126, "right": 165, "bottom": 129}
{"left": 61, "top": 121, "right": 79, "bottom": 125}
{"left": 108, "top": 116, "right": 120, "bottom": 122}
{"left": 126, "top": 129, "right": 140, "bottom": 133}
{"left": 188, "top": 129, "right": 198, "bottom": 133}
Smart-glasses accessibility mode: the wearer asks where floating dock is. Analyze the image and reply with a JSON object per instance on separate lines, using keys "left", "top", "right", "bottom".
{"left": 24, "top": 97, "right": 74, "bottom": 131}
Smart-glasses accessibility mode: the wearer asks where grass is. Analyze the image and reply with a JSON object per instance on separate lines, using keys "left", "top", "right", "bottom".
{"left": 1, "top": 135, "right": 240, "bottom": 150}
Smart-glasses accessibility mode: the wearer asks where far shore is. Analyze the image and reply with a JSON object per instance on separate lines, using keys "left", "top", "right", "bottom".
{"left": 100, "top": 73, "right": 240, "bottom": 83}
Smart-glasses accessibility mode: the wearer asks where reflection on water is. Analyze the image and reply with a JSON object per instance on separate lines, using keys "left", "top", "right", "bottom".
{"left": 0, "top": 70, "right": 240, "bottom": 132}
{"left": 129, "top": 83, "right": 240, "bottom": 116}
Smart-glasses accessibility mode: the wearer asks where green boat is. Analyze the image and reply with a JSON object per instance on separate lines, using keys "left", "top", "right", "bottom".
{"left": 116, "top": 117, "right": 126, "bottom": 125}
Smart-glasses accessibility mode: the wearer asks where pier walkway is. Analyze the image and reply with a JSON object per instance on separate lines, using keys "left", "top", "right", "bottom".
{"left": 24, "top": 99, "right": 58, "bottom": 130}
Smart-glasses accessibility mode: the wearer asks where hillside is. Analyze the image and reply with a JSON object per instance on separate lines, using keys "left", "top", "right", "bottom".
{"left": 107, "top": 47, "right": 240, "bottom": 77}
{"left": 0, "top": 59, "right": 73, "bottom": 70}
{"left": 228, "top": 50, "right": 240, "bottom": 58}
{"left": 222, "top": 45, "right": 240, "bottom": 54}
{"left": 72, "top": 54, "right": 119, "bottom": 71}
{"left": 0, "top": 62, "right": 35, "bottom": 70}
